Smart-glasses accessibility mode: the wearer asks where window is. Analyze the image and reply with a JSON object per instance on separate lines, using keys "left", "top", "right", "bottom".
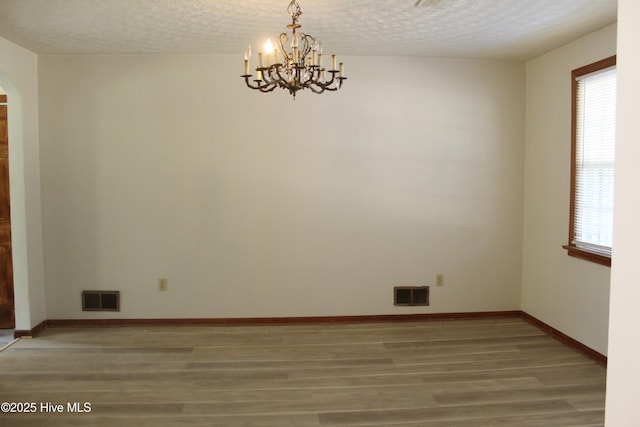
{"left": 565, "top": 56, "right": 616, "bottom": 267}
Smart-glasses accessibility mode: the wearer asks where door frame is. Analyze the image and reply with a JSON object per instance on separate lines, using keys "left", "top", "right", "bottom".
{"left": 0, "top": 93, "right": 14, "bottom": 328}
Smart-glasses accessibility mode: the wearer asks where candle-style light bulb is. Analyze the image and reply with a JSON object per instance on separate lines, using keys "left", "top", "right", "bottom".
{"left": 264, "top": 39, "right": 274, "bottom": 66}
{"left": 264, "top": 39, "right": 274, "bottom": 54}
{"left": 243, "top": 46, "right": 251, "bottom": 75}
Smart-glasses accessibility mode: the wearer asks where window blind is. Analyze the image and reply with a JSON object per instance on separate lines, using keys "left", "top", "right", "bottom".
{"left": 574, "top": 67, "right": 616, "bottom": 256}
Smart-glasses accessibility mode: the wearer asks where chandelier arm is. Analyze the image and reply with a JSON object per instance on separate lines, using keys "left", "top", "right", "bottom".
{"left": 272, "top": 66, "right": 291, "bottom": 87}
{"left": 303, "top": 70, "right": 323, "bottom": 88}
{"left": 274, "top": 67, "right": 299, "bottom": 91}
{"left": 243, "top": 75, "right": 277, "bottom": 93}
{"left": 300, "top": 66, "right": 331, "bottom": 91}
{"left": 300, "top": 34, "right": 314, "bottom": 62}
{"left": 269, "top": 66, "right": 294, "bottom": 93}
{"left": 321, "top": 70, "right": 337, "bottom": 87}
{"left": 320, "top": 85, "right": 340, "bottom": 92}
{"left": 261, "top": 69, "right": 275, "bottom": 85}
{"left": 306, "top": 84, "right": 325, "bottom": 94}
{"left": 243, "top": 76, "right": 262, "bottom": 90}
{"left": 259, "top": 84, "right": 278, "bottom": 93}
{"left": 278, "top": 33, "right": 292, "bottom": 63}
{"left": 296, "top": 67, "right": 310, "bottom": 87}
{"left": 264, "top": 69, "right": 284, "bottom": 89}
{"left": 322, "top": 77, "right": 346, "bottom": 91}
{"left": 257, "top": 76, "right": 278, "bottom": 92}
{"left": 309, "top": 78, "right": 338, "bottom": 92}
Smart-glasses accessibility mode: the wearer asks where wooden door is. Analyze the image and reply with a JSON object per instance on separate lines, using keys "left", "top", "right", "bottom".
{"left": 0, "top": 94, "right": 14, "bottom": 328}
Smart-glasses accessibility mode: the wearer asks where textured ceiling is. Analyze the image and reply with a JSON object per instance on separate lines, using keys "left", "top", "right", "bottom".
{"left": 0, "top": 0, "right": 617, "bottom": 60}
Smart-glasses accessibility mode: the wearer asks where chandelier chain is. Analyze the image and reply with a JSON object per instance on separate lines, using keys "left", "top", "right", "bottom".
{"left": 287, "top": 0, "right": 302, "bottom": 25}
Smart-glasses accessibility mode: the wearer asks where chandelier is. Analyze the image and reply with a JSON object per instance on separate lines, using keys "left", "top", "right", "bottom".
{"left": 241, "top": 0, "right": 346, "bottom": 99}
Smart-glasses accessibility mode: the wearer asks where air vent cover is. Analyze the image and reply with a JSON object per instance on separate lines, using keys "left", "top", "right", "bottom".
{"left": 82, "top": 291, "right": 120, "bottom": 311}
{"left": 394, "top": 286, "right": 429, "bottom": 306}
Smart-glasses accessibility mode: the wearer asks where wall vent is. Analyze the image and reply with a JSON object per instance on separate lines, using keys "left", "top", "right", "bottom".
{"left": 82, "top": 291, "right": 120, "bottom": 311}
{"left": 394, "top": 286, "right": 429, "bottom": 306}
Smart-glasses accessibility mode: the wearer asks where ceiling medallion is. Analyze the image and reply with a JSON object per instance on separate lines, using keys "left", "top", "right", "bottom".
{"left": 241, "top": 0, "right": 346, "bottom": 99}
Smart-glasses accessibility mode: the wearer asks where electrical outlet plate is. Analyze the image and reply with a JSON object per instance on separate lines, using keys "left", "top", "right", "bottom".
{"left": 436, "top": 274, "right": 444, "bottom": 286}
{"left": 158, "top": 278, "right": 168, "bottom": 291}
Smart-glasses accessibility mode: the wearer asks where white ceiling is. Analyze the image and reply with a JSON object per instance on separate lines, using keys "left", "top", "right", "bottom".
{"left": 0, "top": 0, "right": 617, "bottom": 60}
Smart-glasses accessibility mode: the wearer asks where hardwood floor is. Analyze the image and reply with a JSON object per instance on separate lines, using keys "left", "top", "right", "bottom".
{"left": 0, "top": 318, "right": 606, "bottom": 426}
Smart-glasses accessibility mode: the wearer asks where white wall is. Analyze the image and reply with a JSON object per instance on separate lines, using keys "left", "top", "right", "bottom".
{"left": 0, "top": 37, "right": 46, "bottom": 330}
{"left": 38, "top": 54, "right": 525, "bottom": 319}
{"left": 605, "top": 0, "right": 640, "bottom": 424}
{"left": 521, "top": 25, "right": 616, "bottom": 355}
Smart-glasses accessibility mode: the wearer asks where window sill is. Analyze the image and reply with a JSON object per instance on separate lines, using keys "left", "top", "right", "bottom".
{"left": 563, "top": 245, "right": 611, "bottom": 267}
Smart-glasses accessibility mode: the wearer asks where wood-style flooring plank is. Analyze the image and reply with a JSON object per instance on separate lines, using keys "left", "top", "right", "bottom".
{"left": 0, "top": 318, "right": 606, "bottom": 426}
{"left": 318, "top": 400, "right": 575, "bottom": 425}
